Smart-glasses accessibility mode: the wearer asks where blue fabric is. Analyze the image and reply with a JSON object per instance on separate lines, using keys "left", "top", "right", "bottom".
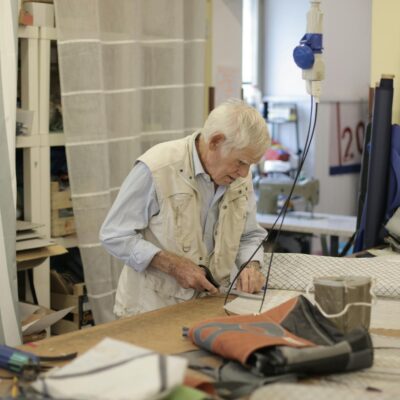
{"left": 385, "top": 124, "right": 400, "bottom": 220}
{"left": 355, "top": 124, "right": 400, "bottom": 252}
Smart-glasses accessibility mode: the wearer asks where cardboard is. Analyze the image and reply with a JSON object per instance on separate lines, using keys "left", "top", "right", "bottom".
{"left": 17, "top": 244, "right": 68, "bottom": 272}
{"left": 16, "top": 238, "right": 54, "bottom": 252}
{"left": 16, "top": 230, "right": 42, "bottom": 241}
{"left": 20, "top": 302, "right": 75, "bottom": 337}
{"left": 16, "top": 220, "right": 44, "bottom": 232}
{"left": 16, "top": 244, "right": 67, "bottom": 263}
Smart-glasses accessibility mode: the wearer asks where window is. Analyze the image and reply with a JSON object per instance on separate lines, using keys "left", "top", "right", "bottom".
{"left": 242, "top": 0, "right": 261, "bottom": 108}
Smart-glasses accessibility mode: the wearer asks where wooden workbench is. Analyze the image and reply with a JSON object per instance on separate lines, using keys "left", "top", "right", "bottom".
{"left": 0, "top": 295, "right": 230, "bottom": 396}
{"left": 21, "top": 295, "right": 230, "bottom": 356}
{"left": 1, "top": 294, "right": 399, "bottom": 396}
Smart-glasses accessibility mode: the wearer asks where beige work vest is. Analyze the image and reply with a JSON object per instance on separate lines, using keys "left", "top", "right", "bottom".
{"left": 114, "top": 132, "right": 252, "bottom": 317}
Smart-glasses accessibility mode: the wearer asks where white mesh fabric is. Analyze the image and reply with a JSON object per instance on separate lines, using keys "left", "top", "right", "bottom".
{"left": 265, "top": 253, "right": 400, "bottom": 298}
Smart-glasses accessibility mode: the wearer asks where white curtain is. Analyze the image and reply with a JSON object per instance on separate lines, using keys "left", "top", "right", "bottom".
{"left": 54, "top": 0, "right": 206, "bottom": 323}
{"left": 0, "top": 0, "right": 21, "bottom": 345}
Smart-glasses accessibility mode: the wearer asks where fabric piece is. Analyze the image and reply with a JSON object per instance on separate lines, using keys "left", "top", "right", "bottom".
{"left": 190, "top": 297, "right": 314, "bottom": 365}
{"left": 189, "top": 295, "right": 373, "bottom": 377}
{"left": 54, "top": 0, "right": 206, "bottom": 323}
{"left": 265, "top": 252, "right": 400, "bottom": 299}
{"left": 0, "top": 0, "right": 20, "bottom": 346}
{"left": 32, "top": 338, "right": 187, "bottom": 400}
{"left": 319, "top": 337, "right": 400, "bottom": 394}
{"left": 224, "top": 290, "right": 400, "bottom": 331}
{"left": 354, "top": 77, "right": 394, "bottom": 251}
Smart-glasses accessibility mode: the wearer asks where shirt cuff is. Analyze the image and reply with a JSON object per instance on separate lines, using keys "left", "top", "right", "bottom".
{"left": 236, "top": 246, "right": 264, "bottom": 269}
{"left": 128, "top": 241, "right": 161, "bottom": 272}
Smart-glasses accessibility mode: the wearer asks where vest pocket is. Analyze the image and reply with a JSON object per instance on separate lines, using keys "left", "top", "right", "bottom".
{"left": 167, "top": 192, "right": 195, "bottom": 252}
{"left": 231, "top": 194, "right": 248, "bottom": 221}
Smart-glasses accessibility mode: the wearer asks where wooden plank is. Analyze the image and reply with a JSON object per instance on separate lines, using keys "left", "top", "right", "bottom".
{"left": 50, "top": 292, "right": 78, "bottom": 314}
{"left": 51, "top": 216, "right": 75, "bottom": 237}
{"left": 51, "top": 181, "right": 59, "bottom": 192}
{"left": 73, "top": 283, "right": 86, "bottom": 296}
{"left": 51, "top": 319, "right": 79, "bottom": 335}
{"left": 51, "top": 190, "right": 72, "bottom": 209}
{"left": 19, "top": 296, "right": 233, "bottom": 358}
{"left": 16, "top": 244, "right": 67, "bottom": 263}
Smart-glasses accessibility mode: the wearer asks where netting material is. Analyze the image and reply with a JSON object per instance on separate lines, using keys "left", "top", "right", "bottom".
{"left": 265, "top": 253, "right": 400, "bottom": 299}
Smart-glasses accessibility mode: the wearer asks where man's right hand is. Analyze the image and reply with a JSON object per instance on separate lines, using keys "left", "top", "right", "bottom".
{"left": 151, "top": 250, "right": 219, "bottom": 294}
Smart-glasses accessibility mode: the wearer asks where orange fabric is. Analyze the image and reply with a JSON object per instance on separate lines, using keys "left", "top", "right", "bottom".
{"left": 189, "top": 297, "right": 314, "bottom": 365}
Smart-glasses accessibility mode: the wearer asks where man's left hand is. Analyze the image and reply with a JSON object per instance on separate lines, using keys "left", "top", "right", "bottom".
{"left": 236, "top": 262, "right": 265, "bottom": 293}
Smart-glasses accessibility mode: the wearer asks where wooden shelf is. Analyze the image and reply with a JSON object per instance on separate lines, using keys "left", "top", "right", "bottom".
{"left": 16, "top": 135, "right": 40, "bottom": 148}
{"left": 16, "top": 132, "right": 65, "bottom": 148}
{"left": 53, "top": 234, "right": 78, "bottom": 249}
{"left": 48, "top": 132, "right": 66, "bottom": 147}
{"left": 18, "top": 25, "right": 39, "bottom": 39}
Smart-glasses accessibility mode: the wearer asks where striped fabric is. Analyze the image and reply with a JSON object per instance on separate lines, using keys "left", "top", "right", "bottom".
{"left": 54, "top": 0, "right": 206, "bottom": 323}
{"left": 0, "top": 0, "right": 21, "bottom": 345}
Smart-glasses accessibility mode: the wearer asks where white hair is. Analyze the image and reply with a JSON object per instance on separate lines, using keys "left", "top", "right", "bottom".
{"left": 202, "top": 98, "right": 270, "bottom": 158}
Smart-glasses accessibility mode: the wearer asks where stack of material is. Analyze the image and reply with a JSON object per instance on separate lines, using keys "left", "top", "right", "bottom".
{"left": 16, "top": 220, "right": 66, "bottom": 270}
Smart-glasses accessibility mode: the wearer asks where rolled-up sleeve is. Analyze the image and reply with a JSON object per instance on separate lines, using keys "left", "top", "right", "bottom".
{"left": 235, "top": 189, "right": 267, "bottom": 268}
{"left": 99, "top": 162, "right": 161, "bottom": 272}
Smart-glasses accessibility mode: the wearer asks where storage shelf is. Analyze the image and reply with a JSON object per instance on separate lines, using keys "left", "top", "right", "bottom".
{"left": 49, "top": 132, "right": 65, "bottom": 147}
{"left": 16, "top": 132, "right": 65, "bottom": 148}
{"left": 40, "top": 27, "right": 57, "bottom": 41}
{"left": 18, "top": 25, "right": 40, "bottom": 39}
{"left": 53, "top": 234, "right": 78, "bottom": 249}
{"left": 16, "top": 135, "right": 40, "bottom": 148}
{"left": 17, "top": 22, "right": 73, "bottom": 308}
{"left": 266, "top": 119, "right": 297, "bottom": 124}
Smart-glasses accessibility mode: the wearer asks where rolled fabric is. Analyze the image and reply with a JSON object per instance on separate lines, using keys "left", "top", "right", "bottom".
{"left": 358, "top": 76, "right": 394, "bottom": 250}
{"left": 385, "top": 124, "right": 400, "bottom": 220}
{"left": 356, "top": 122, "right": 372, "bottom": 230}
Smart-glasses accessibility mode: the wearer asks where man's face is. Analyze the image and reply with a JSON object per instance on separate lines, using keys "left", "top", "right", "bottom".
{"left": 206, "top": 137, "right": 261, "bottom": 186}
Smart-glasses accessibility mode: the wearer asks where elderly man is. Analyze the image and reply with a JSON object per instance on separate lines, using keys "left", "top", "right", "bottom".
{"left": 100, "top": 99, "right": 271, "bottom": 317}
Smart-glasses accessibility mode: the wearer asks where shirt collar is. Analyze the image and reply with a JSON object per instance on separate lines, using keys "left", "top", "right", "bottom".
{"left": 192, "top": 134, "right": 208, "bottom": 178}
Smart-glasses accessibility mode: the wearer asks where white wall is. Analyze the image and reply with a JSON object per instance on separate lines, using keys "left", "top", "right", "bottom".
{"left": 262, "top": 0, "right": 372, "bottom": 215}
{"left": 212, "top": 0, "right": 243, "bottom": 105}
{"left": 371, "top": 0, "right": 400, "bottom": 125}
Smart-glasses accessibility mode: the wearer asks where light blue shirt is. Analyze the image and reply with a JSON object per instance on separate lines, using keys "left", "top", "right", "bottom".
{"left": 100, "top": 140, "right": 266, "bottom": 272}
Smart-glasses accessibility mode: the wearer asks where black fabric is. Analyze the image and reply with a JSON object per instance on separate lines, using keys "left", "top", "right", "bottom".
{"left": 245, "top": 296, "right": 373, "bottom": 377}
{"left": 280, "top": 295, "right": 344, "bottom": 345}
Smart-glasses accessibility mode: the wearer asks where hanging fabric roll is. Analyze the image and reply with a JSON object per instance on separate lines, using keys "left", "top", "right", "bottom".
{"left": 385, "top": 124, "right": 400, "bottom": 220}
{"left": 355, "top": 75, "right": 394, "bottom": 251}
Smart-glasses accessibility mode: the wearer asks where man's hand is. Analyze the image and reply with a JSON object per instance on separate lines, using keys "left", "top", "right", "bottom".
{"left": 236, "top": 261, "right": 265, "bottom": 293}
{"left": 151, "top": 250, "right": 219, "bottom": 294}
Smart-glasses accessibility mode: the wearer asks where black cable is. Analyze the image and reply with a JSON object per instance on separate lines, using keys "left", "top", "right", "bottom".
{"left": 224, "top": 95, "right": 319, "bottom": 313}
{"left": 259, "top": 99, "right": 318, "bottom": 312}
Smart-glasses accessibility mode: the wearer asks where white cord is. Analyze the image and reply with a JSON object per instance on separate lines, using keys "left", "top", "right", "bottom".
{"left": 305, "top": 278, "right": 377, "bottom": 319}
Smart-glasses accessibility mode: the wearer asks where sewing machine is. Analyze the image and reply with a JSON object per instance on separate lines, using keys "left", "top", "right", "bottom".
{"left": 257, "top": 176, "right": 319, "bottom": 215}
